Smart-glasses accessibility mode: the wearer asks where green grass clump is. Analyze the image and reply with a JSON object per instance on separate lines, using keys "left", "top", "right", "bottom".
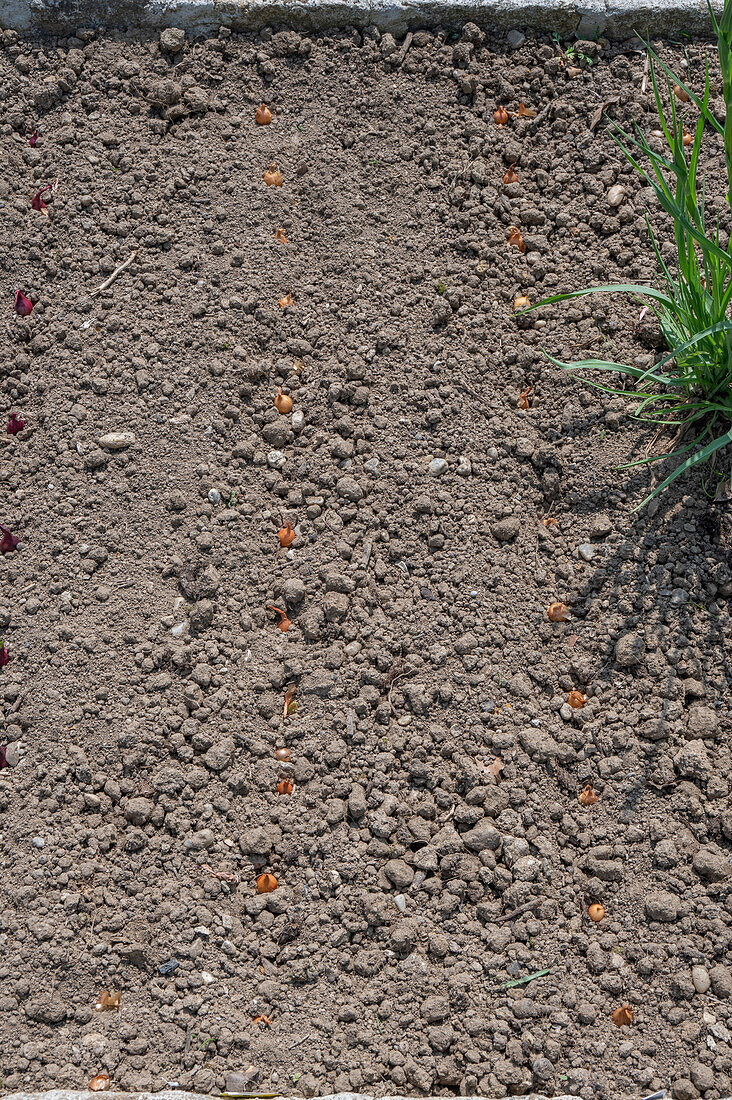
{"left": 534, "top": 1, "right": 732, "bottom": 508}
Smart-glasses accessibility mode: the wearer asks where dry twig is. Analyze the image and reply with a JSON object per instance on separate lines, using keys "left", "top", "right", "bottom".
{"left": 95, "top": 250, "right": 139, "bottom": 293}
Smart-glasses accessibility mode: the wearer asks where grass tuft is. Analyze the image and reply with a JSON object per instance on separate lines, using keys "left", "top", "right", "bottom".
{"left": 532, "top": 0, "right": 732, "bottom": 509}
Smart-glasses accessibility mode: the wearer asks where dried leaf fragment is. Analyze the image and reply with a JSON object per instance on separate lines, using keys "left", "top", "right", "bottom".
{"left": 578, "top": 784, "right": 599, "bottom": 806}
{"left": 612, "top": 1004, "right": 633, "bottom": 1027}
{"left": 275, "top": 227, "right": 288, "bottom": 243}
{"left": 589, "top": 95, "right": 620, "bottom": 132}
{"left": 88, "top": 1075, "right": 111, "bottom": 1092}
{"left": 507, "top": 226, "right": 526, "bottom": 253}
{"left": 517, "top": 101, "right": 538, "bottom": 118}
{"left": 276, "top": 779, "right": 294, "bottom": 795}
{"left": 202, "top": 863, "right": 238, "bottom": 883}
{"left": 253, "top": 1014, "right": 272, "bottom": 1026}
{"left": 567, "top": 690, "right": 587, "bottom": 708}
{"left": 487, "top": 757, "right": 504, "bottom": 778}
{"left": 279, "top": 291, "right": 294, "bottom": 310}
{"left": 518, "top": 385, "right": 533, "bottom": 409}
{"left": 283, "top": 684, "right": 297, "bottom": 720}
{"left": 514, "top": 294, "right": 530, "bottom": 311}
{"left": 547, "top": 601, "right": 570, "bottom": 622}
{"left": 95, "top": 990, "right": 120, "bottom": 1012}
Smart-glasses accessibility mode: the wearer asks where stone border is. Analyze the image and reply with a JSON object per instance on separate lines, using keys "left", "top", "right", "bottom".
{"left": 0, "top": 1093, "right": 649, "bottom": 1100}
{"left": 0, "top": 0, "right": 723, "bottom": 39}
{"left": 3, "top": 1091, "right": 722, "bottom": 1100}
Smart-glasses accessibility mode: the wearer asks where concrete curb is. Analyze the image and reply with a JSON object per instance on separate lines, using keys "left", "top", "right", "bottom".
{"left": 0, "top": 0, "right": 723, "bottom": 39}
{"left": 0, "top": 1093, "right": 646, "bottom": 1100}
{"left": 0, "top": 1093, "right": 594, "bottom": 1100}
{"left": 7, "top": 1091, "right": 729, "bottom": 1100}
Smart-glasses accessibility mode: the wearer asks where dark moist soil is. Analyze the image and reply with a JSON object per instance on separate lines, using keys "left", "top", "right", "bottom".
{"left": 1, "top": 19, "right": 732, "bottom": 1100}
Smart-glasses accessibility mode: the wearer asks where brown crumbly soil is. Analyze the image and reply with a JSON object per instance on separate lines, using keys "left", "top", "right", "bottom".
{"left": 1, "top": 18, "right": 732, "bottom": 1100}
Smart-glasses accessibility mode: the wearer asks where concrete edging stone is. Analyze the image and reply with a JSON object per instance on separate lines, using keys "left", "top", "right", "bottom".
{"left": 0, "top": 1093, "right": 677, "bottom": 1100}
{"left": 0, "top": 0, "right": 724, "bottom": 40}
{"left": 5, "top": 1091, "right": 732, "bottom": 1100}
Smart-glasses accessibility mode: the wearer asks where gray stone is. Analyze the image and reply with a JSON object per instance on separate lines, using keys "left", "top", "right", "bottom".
{"left": 98, "top": 431, "right": 135, "bottom": 451}
{"left": 184, "top": 828, "right": 215, "bottom": 851}
{"left": 428, "top": 457, "right": 448, "bottom": 476}
{"left": 506, "top": 29, "right": 526, "bottom": 47}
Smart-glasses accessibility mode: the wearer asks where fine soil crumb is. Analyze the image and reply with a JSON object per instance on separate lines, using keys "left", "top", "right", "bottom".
{"left": 0, "top": 20, "right": 731, "bottom": 1100}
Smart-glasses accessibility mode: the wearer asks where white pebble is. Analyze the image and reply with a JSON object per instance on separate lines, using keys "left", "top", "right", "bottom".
{"left": 608, "top": 184, "right": 626, "bottom": 207}
{"left": 693, "top": 966, "right": 711, "bottom": 994}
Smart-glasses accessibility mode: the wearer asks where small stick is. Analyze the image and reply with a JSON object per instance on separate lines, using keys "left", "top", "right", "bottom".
{"left": 95, "top": 249, "right": 139, "bottom": 292}
{"left": 496, "top": 898, "right": 542, "bottom": 924}
{"left": 641, "top": 52, "right": 650, "bottom": 95}
{"left": 290, "top": 1033, "right": 314, "bottom": 1047}
{"left": 397, "top": 31, "right": 413, "bottom": 66}
{"left": 527, "top": 102, "right": 552, "bottom": 129}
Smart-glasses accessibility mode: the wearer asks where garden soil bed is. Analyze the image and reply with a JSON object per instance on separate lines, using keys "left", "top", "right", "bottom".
{"left": 1, "top": 18, "right": 732, "bottom": 1100}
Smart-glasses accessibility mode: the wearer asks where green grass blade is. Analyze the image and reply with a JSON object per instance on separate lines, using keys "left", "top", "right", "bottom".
{"left": 528, "top": 283, "right": 675, "bottom": 312}
{"left": 635, "top": 428, "right": 732, "bottom": 510}
{"left": 544, "top": 352, "right": 676, "bottom": 387}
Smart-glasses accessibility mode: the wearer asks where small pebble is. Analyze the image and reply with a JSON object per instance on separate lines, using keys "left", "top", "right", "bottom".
{"left": 692, "top": 966, "right": 711, "bottom": 994}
